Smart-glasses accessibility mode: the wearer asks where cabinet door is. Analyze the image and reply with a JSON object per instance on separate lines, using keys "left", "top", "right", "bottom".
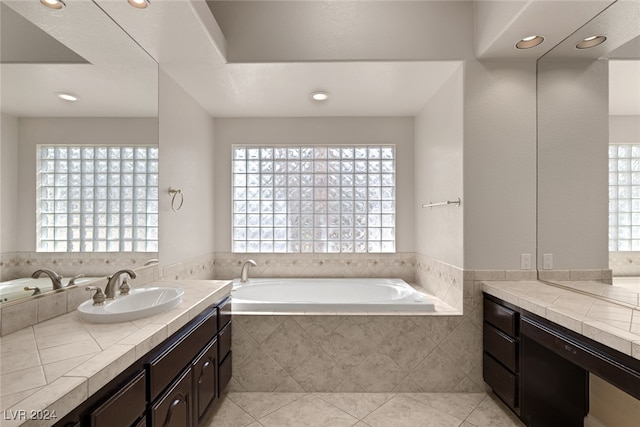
{"left": 151, "top": 368, "right": 193, "bottom": 427}
{"left": 193, "top": 339, "right": 218, "bottom": 426}
{"left": 90, "top": 370, "right": 146, "bottom": 427}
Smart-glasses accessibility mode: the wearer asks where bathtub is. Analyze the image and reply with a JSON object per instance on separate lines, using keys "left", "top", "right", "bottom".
{"left": 231, "top": 278, "right": 435, "bottom": 313}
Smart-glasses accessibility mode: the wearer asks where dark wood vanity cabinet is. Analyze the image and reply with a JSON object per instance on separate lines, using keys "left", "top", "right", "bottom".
{"left": 482, "top": 295, "right": 520, "bottom": 413}
{"left": 54, "top": 297, "right": 232, "bottom": 427}
{"left": 483, "top": 293, "right": 593, "bottom": 427}
{"left": 89, "top": 371, "right": 146, "bottom": 427}
{"left": 192, "top": 339, "right": 219, "bottom": 425}
{"left": 150, "top": 368, "right": 193, "bottom": 427}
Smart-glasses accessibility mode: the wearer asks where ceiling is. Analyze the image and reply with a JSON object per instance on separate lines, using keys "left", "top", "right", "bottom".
{"left": 1, "top": 0, "right": 638, "bottom": 118}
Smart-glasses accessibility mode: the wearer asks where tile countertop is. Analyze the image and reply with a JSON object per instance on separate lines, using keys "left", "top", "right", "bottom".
{"left": 0, "top": 279, "right": 232, "bottom": 427}
{"left": 483, "top": 280, "right": 640, "bottom": 362}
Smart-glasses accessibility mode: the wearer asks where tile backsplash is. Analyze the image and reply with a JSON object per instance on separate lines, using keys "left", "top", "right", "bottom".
{"left": 0, "top": 248, "right": 612, "bottom": 336}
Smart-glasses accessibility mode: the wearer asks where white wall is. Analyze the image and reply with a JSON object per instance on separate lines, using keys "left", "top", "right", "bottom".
{"left": 158, "top": 68, "right": 216, "bottom": 266}
{"left": 213, "top": 117, "right": 415, "bottom": 253}
{"left": 610, "top": 115, "right": 640, "bottom": 144}
{"left": 463, "top": 60, "right": 537, "bottom": 270}
{"left": 414, "top": 65, "right": 464, "bottom": 267}
{"left": 15, "top": 117, "right": 158, "bottom": 252}
{"left": 1, "top": 113, "right": 19, "bottom": 253}
{"left": 537, "top": 59, "right": 609, "bottom": 270}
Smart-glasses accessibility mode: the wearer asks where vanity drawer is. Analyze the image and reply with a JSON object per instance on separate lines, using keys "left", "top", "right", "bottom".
{"left": 147, "top": 306, "right": 217, "bottom": 400}
{"left": 218, "top": 298, "right": 232, "bottom": 331}
{"left": 484, "top": 322, "right": 518, "bottom": 372}
{"left": 218, "top": 322, "right": 232, "bottom": 361}
{"left": 484, "top": 352, "right": 518, "bottom": 409}
{"left": 484, "top": 296, "right": 518, "bottom": 338}
{"left": 90, "top": 370, "right": 145, "bottom": 427}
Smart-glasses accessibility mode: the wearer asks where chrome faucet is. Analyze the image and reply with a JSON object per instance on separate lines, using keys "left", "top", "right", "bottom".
{"left": 105, "top": 269, "right": 137, "bottom": 299}
{"left": 240, "top": 260, "right": 257, "bottom": 283}
{"left": 31, "top": 269, "right": 63, "bottom": 290}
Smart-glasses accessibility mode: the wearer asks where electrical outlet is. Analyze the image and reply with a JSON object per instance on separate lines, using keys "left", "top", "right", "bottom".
{"left": 543, "top": 254, "right": 553, "bottom": 270}
{"left": 520, "top": 254, "right": 531, "bottom": 270}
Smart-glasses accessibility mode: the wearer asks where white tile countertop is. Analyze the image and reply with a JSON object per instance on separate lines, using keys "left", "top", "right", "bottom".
{"left": 0, "top": 279, "right": 232, "bottom": 427}
{"left": 482, "top": 280, "right": 640, "bottom": 361}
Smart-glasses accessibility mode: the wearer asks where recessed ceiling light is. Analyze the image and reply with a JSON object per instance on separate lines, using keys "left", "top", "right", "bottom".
{"left": 576, "top": 35, "right": 607, "bottom": 49}
{"left": 128, "top": 0, "right": 150, "bottom": 9}
{"left": 515, "top": 35, "right": 544, "bottom": 49}
{"left": 311, "top": 91, "right": 330, "bottom": 102}
{"left": 40, "top": 0, "right": 65, "bottom": 10}
{"left": 56, "top": 92, "right": 79, "bottom": 102}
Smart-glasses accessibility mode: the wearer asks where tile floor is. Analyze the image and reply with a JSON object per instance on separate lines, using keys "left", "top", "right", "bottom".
{"left": 204, "top": 392, "right": 525, "bottom": 427}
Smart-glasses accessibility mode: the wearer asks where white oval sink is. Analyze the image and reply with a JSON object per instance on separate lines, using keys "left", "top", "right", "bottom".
{"left": 77, "top": 287, "right": 184, "bottom": 323}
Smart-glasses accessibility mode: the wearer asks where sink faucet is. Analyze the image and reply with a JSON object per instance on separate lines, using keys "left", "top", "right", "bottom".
{"left": 31, "top": 269, "right": 63, "bottom": 290}
{"left": 240, "top": 260, "right": 257, "bottom": 283}
{"left": 105, "top": 269, "right": 137, "bottom": 299}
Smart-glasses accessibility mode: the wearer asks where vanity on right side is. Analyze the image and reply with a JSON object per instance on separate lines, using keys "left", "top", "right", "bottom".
{"left": 482, "top": 281, "right": 640, "bottom": 427}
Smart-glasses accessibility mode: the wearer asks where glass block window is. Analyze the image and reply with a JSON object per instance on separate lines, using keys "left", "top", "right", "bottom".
{"left": 608, "top": 144, "right": 640, "bottom": 251}
{"left": 232, "top": 145, "right": 396, "bottom": 253}
{"left": 37, "top": 146, "right": 159, "bottom": 252}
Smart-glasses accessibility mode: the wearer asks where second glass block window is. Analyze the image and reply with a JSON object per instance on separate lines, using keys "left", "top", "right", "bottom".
{"left": 232, "top": 145, "right": 396, "bottom": 253}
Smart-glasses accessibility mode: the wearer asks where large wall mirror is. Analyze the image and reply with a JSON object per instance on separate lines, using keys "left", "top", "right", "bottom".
{"left": 537, "top": 0, "right": 640, "bottom": 308}
{"left": 0, "top": 0, "right": 158, "bottom": 304}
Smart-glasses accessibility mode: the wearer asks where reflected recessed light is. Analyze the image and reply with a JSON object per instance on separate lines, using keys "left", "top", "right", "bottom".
{"left": 576, "top": 35, "right": 607, "bottom": 49}
{"left": 40, "top": 0, "right": 65, "bottom": 10}
{"left": 311, "top": 91, "right": 330, "bottom": 102}
{"left": 128, "top": 0, "right": 150, "bottom": 9}
{"left": 56, "top": 92, "right": 79, "bottom": 102}
{"left": 515, "top": 35, "right": 544, "bottom": 49}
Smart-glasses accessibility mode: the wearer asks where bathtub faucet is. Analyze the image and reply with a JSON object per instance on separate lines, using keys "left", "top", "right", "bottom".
{"left": 31, "top": 268, "right": 63, "bottom": 290}
{"left": 240, "top": 260, "right": 257, "bottom": 283}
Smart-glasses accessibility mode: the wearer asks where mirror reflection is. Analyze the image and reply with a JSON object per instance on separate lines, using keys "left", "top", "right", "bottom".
{"left": 537, "top": 0, "right": 640, "bottom": 308}
{"left": 0, "top": 0, "right": 159, "bottom": 304}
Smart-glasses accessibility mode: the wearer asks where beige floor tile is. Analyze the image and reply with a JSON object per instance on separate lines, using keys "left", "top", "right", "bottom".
{"left": 227, "top": 392, "right": 305, "bottom": 420}
{"left": 258, "top": 394, "right": 359, "bottom": 427}
{"left": 205, "top": 396, "right": 256, "bottom": 427}
{"left": 315, "top": 393, "right": 394, "bottom": 419}
{"left": 407, "top": 392, "right": 486, "bottom": 420}
{"left": 464, "top": 395, "right": 525, "bottom": 427}
{"left": 363, "top": 395, "right": 463, "bottom": 427}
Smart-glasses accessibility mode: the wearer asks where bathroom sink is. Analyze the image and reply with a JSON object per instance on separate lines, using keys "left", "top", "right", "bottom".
{"left": 77, "top": 286, "right": 184, "bottom": 324}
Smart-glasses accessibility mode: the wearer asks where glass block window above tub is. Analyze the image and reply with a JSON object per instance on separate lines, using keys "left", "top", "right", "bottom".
{"left": 609, "top": 144, "right": 640, "bottom": 251}
{"left": 232, "top": 145, "right": 396, "bottom": 253}
{"left": 37, "top": 145, "right": 159, "bottom": 252}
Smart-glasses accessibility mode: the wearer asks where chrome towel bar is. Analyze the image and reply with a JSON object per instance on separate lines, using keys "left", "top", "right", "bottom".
{"left": 422, "top": 198, "right": 461, "bottom": 208}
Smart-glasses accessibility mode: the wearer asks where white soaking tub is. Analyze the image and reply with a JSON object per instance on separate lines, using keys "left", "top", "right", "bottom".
{"left": 231, "top": 277, "right": 435, "bottom": 313}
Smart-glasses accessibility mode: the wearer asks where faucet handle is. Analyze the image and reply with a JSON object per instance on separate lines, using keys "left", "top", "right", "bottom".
{"left": 86, "top": 286, "right": 106, "bottom": 306}
{"left": 69, "top": 274, "right": 85, "bottom": 287}
{"left": 119, "top": 277, "right": 131, "bottom": 296}
{"left": 24, "top": 286, "right": 41, "bottom": 296}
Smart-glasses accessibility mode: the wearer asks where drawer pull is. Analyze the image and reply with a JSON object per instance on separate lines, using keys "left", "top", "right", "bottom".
{"left": 198, "top": 360, "right": 213, "bottom": 385}
{"left": 164, "top": 394, "right": 187, "bottom": 426}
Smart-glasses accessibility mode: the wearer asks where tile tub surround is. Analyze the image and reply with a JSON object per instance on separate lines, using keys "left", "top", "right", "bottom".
{"left": 204, "top": 391, "right": 524, "bottom": 427}
{"left": 213, "top": 252, "right": 417, "bottom": 283}
{"left": 482, "top": 280, "right": 640, "bottom": 360}
{"left": 231, "top": 308, "right": 486, "bottom": 393}
{"left": 0, "top": 279, "right": 231, "bottom": 426}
